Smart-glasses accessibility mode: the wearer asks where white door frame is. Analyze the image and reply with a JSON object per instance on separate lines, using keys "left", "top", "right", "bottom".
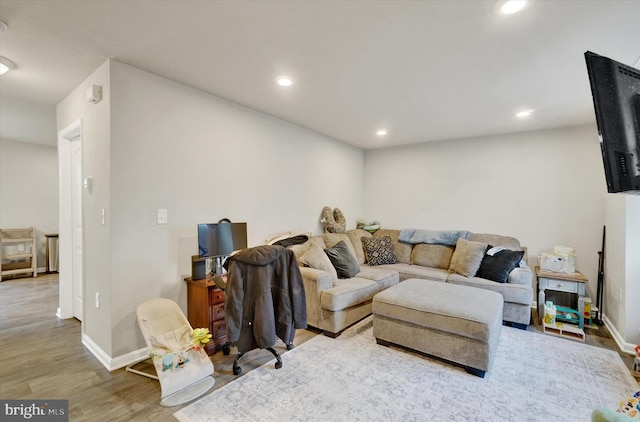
{"left": 57, "top": 119, "right": 83, "bottom": 320}
{"left": 71, "top": 139, "right": 83, "bottom": 321}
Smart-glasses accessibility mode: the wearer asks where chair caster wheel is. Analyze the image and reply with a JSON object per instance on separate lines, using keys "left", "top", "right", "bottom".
{"left": 275, "top": 361, "right": 282, "bottom": 369}
{"left": 233, "top": 365, "right": 242, "bottom": 375}
{"left": 222, "top": 345, "right": 230, "bottom": 355}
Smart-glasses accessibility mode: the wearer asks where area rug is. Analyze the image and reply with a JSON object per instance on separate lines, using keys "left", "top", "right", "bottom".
{"left": 174, "top": 317, "right": 639, "bottom": 422}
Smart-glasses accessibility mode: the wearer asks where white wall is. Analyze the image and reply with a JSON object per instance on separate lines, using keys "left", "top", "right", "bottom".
{"left": 55, "top": 59, "right": 636, "bottom": 364}
{"left": 604, "top": 193, "right": 640, "bottom": 349}
{"left": 0, "top": 139, "right": 59, "bottom": 268}
{"left": 57, "top": 60, "right": 364, "bottom": 363}
{"left": 625, "top": 197, "right": 640, "bottom": 345}
{"left": 364, "top": 125, "right": 640, "bottom": 347}
{"left": 365, "top": 125, "right": 606, "bottom": 292}
{"left": 57, "top": 61, "right": 112, "bottom": 352}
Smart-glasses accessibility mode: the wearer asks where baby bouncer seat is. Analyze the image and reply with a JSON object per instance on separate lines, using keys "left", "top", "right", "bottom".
{"left": 130, "top": 298, "right": 215, "bottom": 407}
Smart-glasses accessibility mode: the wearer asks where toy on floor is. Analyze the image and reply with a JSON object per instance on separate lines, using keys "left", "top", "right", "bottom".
{"left": 544, "top": 301, "right": 556, "bottom": 325}
{"left": 616, "top": 391, "right": 640, "bottom": 419}
{"left": 633, "top": 345, "right": 640, "bottom": 378}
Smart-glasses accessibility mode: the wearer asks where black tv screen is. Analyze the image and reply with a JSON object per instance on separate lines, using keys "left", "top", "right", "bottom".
{"left": 584, "top": 51, "right": 640, "bottom": 194}
{"left": 198, "top": 222, "right": 247, "bottom": 258}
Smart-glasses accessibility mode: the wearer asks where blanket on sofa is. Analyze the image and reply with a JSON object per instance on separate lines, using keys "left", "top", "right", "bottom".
{"left": 398, "top": 229, "right": 471, "bottom": 246}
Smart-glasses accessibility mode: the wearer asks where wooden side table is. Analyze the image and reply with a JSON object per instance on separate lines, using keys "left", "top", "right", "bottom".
{"left": 535, "top": 266, "right": 588, "bottom": 325}
{"left": 185, "top": 276, "right": 227, "bottom": 355}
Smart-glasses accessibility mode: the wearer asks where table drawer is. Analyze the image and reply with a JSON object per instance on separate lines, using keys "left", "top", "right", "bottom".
{"left": 212, "top": 319, "right": 227, "bottom": 338}
{"left": 543, "top": 278, "right": 578, "bottom": 293}
{"left": 211, "top": 289, "right": 225, "bottom": 304}
{"left": 211, "top": 303, "right": 225, "bottom": 321}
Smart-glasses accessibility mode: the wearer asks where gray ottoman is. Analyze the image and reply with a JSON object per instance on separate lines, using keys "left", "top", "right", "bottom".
{"left": 372, "top": 278, "right": 503, "bottom": 377}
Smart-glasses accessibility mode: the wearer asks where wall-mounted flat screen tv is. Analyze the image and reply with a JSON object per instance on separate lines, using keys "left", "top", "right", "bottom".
{"left": 198, "top": 222, "right": 247, "bottom": 258}
{"left": 584, "top": 51, "right": 640, "bottom": 194}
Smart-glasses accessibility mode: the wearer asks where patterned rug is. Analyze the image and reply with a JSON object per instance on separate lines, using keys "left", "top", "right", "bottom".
{"left": 174, "top": 317, "right": 638, "bottom": 422}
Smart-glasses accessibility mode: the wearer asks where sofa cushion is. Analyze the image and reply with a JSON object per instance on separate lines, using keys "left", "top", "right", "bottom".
{"left": 362, "top": 235, "right": 398, "bottom": 266}
{"left": 508, "top": 267, "right": 533, "bottom": 285}
{"left": 411, "top": 244, "right": 454, "bottom": 269}
{"left": 449, "top": 238, "right": 489, "bottom": 277}
{"left": 289, "top": 235, "right": 325, "bottom": 262}
{"left": 469, "top": 233, "right": 520, "bottom": 250}
{"left": 288, "top": 240, "right": 311, "bottom": 263}
{"left": 447, "top": 273, "right": 533, "bottom": 305}
{"left": 476, "top": 248, "right": 525, "bottom": 283}
{"left": 371, "top": 263, "right": 449, "bottom": 282}
{"left": 299, "top": 238, "right": 338, "bottom": 286}
{"left": 325, "top": 240, "right": 360, "bottom": 279}
{"left": 345, "top": 229, "right": 371, "bottom": 264}
{"left": 354, "top": 266, "right": 400, "bottom": 291}
{"left": 373, "top": 229, "right": 412, "bottom": 264}
{"left": 320, "top": 278, "right": 379, "bottom": 311}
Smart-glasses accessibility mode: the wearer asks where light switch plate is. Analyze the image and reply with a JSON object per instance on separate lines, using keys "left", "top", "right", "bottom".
{"left": 157, "top": 209, "right": 168, "bottom": 224}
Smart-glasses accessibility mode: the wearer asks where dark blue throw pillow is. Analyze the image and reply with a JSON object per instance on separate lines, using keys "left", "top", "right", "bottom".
{"left": 476, "top": 248, "right": 525, "bottom": 283}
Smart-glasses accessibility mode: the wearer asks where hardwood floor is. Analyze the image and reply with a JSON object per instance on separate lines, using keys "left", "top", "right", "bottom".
{"left": 0, "top": 274, "right": 315, "bottom": 421}
{"left": 1, "top": 274, "right": 636, "bottom": 421}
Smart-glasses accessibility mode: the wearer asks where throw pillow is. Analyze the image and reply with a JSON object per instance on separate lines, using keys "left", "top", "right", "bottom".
{"left": 324, "top": 240, "right": 360, "bottom": 279}
{"left": 299, "top": 242, "right": 338, "bottom": 286}
{"left": 346, "top": 229, "right": 372, "bottom": 265}
{"left": 361, "top": 236, "right": 397, "bottom": 266}
{"left": 448, "top": 238, "right": 489, "bottom": 277}
{"left": 476, "top": 248, "right": 525, "bottom": 283}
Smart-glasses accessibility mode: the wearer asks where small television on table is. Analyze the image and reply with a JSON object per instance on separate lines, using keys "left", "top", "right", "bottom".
{"left": 584, "top": 51, "right": 640, "bottom": 194}
{"left": 198, "top": 222, "right": 248, "bottom": 259}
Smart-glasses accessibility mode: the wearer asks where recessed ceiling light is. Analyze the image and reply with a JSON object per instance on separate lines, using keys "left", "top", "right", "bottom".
{"left": 0, "top": 56, "right": 16, "bottom": 75}
{"left": 276, "top": 76, "right": 294, "bottom": 87}
{"left": 497, "top": 0, "right": 529, "bottom": 16}
{"left": 376, "top": 129, "right": 388, "bottom": 136}
{"left": 516, "top": 110, "right": 534, "bottom": 118}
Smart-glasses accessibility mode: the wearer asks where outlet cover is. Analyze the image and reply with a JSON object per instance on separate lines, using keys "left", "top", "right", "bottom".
{"left": 157, "top": 209, "right": 168, "bottom": 225}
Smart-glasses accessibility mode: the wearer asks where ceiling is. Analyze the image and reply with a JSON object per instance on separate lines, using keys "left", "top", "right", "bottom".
{"left": 0, "top": 0, "right": 639, "bottom": 150}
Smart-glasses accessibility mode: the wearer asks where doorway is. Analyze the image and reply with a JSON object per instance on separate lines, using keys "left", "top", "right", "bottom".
{"left": 57, "top": 119, "right": 83, "bottom": 321}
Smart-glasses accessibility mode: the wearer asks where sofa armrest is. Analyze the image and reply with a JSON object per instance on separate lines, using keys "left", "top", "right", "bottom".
{"left": 300, "top": 267, "right": 333, "bottom": 293}
{"left": 508, "top": 266, "right": 533, "bottom": 286}
{"left": 299, "top": 267, "right": 333, "bottom": 329}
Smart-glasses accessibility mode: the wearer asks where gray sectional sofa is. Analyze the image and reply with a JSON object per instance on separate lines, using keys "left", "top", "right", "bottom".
{"left": 290, "top": 228, "right": 533, "bottom": 337}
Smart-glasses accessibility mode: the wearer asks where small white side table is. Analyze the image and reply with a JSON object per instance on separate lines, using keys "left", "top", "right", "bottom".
{"left": 535, "top": 266, "right": 588, "bottom": 325}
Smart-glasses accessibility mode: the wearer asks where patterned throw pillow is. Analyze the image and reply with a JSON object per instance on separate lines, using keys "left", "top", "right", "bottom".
{"left": 361, "top": 236, "right": 397, "bottom": 266}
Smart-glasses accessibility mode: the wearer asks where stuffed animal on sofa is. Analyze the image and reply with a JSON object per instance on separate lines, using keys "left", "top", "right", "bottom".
{"left": 321, "top": 207, "right": 346, "bottom": 233}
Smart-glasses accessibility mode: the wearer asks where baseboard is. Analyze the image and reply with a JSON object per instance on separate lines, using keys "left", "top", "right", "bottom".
{"left": 82, "top": 333, "right": 150, "bottom": 371}
{"left": 602, "top": 314, "right": 637, "bottom": 355}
